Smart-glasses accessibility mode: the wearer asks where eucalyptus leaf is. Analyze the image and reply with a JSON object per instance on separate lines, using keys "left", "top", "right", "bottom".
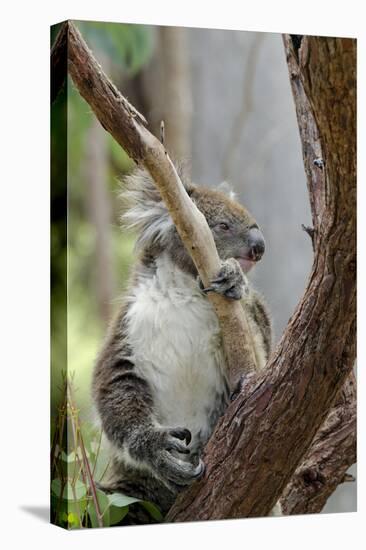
{"left": 87, "top": 491, "right": 110, "bottom": 528}
{"left": 51, "top": 478, "right": 63, "bottom": 497}
{"left": 141, "top": 500, "right": 163, "bottom": 521}
{"left": 51, "top": 478, "right": 87, "bottom": 500}
{"left": 109, "top": 505, "right": 129, "bottom": 525}
{"left": 107, "top": 493, "right": 140, "bottom": 508}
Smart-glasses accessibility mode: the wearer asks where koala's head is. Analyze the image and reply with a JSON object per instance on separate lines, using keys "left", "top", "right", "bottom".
{"left": 188, "top": 185, "right": 265, "bottom": 273}
{"left": 121, "top": 169, "right": 265, "bottom": 276}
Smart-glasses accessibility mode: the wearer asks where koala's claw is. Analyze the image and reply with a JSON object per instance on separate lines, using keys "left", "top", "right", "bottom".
{"left": 201, "top": 258, "right": 248, "bottom": 301}
{"left": 158, "top": 452, "right": 205, "bottom": 487}
{"left": 165, "top": 457, "right": 205, "bottom": 487}
{"left": 166, "top": 441, "right": 190, "bottom": 454}
{"left": 150, "top": 427, "right": 205, "bottom": 487}
{"left": 169, "top": 427, "right": 192, "bottom": 446}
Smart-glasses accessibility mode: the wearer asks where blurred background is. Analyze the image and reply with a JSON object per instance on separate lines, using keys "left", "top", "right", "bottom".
{"left": 51, "top": 21, "right": 356, "bottom": 514}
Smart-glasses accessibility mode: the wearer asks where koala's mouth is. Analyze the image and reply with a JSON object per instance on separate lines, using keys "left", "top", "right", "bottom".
{"left": 236, "top": 256, "right": 257, "bottom": 273}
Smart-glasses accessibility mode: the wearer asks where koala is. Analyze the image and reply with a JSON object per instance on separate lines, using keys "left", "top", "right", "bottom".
{"left": 92, "top": 168, "right": 272, "bottom": 516}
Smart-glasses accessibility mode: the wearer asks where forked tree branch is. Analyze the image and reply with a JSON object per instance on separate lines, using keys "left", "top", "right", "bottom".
{"left": 52, "top": 23, "right": 356, "bottom": 519}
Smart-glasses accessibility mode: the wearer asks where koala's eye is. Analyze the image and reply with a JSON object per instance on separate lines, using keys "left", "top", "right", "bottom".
{"left": 218, "top": 222, "right": 230, "bottom": 231}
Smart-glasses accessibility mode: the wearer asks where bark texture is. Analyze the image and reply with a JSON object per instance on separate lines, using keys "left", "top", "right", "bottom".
{"left": 51, "top": 22, "right": 68, "bottom": 104}
{"left": 277, "top": 35, "right": 357, "bottom": 515}
{"left": 280, "top": 371, "right": 356, "bottom": 515}
{"left": 65, "top": 20, "right": 259, "bottom": 382}
{"left": 167, "top": 35, "right": 356, "bottom": 521}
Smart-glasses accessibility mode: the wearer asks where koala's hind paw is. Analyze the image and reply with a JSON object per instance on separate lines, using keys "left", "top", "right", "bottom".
{"left": 152, "top": 427, "right": 205, "bottom": 487}
{"left": 201, "top": 258, "right": 249, "bottom": 300}
{"left": 169, "top": 427, "right": 192, "bottom": 446}
{"left": 158, "top": 452, "right": 205, "bottom": 488}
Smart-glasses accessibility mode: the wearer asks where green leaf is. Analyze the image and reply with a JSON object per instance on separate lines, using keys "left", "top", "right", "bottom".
{"left": 51, "top": 478, "right": 87, "bottom": 500}
{"left": 61, "top": 450, "right": 79, "bottom": 463}
{"left": 67, "top": 512, "right": 78, "bottom": 527}
{"left": 87, "top": 492, "right": 110, "bottom": 529}
{"left": 51, "top": 478, "right": 63, "bottom": 497}
{"left": 107, "top": 493, "right": 140, "bottom": 507}
{"left": 88, "top": 501, "right": 102, "bottom": 528}
{"left": 87, "top": 489, "right": 111, "bottom": 527}
{"left": 96, "top": 489, "right": 111, "bottom": 514}
{"left": 72, "top": 480, "right": 88, "bottom": 500}
{"left": 109, "top": 505, "right": 129, "bottom": 525}
{"left": 141, "top": 500, "right": 163, "bottom": 521}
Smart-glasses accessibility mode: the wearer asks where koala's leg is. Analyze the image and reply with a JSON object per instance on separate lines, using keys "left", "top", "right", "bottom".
{"left": 200, "top": 258, "right": 249, "bottom": 300}
{"left": 97, "top": 457, "right": 177, "bottom": 514}
{"left": 93, "top": 355, "right": 205, "bottom": 496}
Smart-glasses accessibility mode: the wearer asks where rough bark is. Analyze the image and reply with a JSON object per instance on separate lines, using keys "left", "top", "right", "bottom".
{"left": 52, "top": 23, "right": 356, "bottom": 519}
{"left": 51, "top": 22, "right": 68, "bottom": 103}
{"left": 280, "top": 371, "right": 356, "bottom": 514}
{"left": 167, "top": 35, "right": 356, "bottom": 521}
{"left": 277, "top": 35, "right": 357, "bottom": 515}
{"left": 65, "top": 20, "right": 258, "bottom": 381}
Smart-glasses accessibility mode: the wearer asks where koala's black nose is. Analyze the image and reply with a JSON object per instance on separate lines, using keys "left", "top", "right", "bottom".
{"left": 248, "top": 227, "right": 265, "bottom": 261}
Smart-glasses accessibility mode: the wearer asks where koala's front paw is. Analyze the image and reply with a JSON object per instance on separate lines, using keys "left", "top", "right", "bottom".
{"left": 201, "top": 258, "right": 249, "bottom": 300}
{"left": 152, "top": 427, "right": 205, "bottom": 488}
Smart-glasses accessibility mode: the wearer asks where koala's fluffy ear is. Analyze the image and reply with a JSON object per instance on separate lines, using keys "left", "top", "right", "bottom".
{"left": 216, "top": 181, "right": 237, "bottom": 201}
{"left": 120, "top": 165, "right": 195, "bottom": 251}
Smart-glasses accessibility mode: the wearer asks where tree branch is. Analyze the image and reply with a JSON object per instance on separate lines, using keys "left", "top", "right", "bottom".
{"left": 281, "top": 369, "right": 356, "bottom": 514}
{"left": 278, "top": 35, "right": 357, "bottom": 514}
{"left": 64, "top": 20, "right": 258, "bottom": 384}
{"left": 51, "top": 22, "right": 68, "bottom": 103}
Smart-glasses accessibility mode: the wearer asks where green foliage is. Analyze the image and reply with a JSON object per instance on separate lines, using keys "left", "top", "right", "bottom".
{"left": 51, "top": 377, "right": 163, "bottom": 529}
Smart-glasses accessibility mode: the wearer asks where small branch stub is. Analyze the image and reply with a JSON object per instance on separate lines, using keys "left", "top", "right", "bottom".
{"left": 160, "top": 120, "right": 165, "bottom": 146}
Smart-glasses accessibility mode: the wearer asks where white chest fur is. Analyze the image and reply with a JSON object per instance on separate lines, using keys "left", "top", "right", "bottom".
{"left": 125, "top": 254, "right": 227, "bottom": 442}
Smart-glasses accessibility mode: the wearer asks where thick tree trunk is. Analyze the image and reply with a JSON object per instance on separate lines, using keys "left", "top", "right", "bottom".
{"left": 167, "top": 35, "right": 356, "bottom": 521}
{"left": 53, "top": 23, "right": 356, "bottom": 519}
{"left": 278, "top": 35, "right": 357, "bottom": 515}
